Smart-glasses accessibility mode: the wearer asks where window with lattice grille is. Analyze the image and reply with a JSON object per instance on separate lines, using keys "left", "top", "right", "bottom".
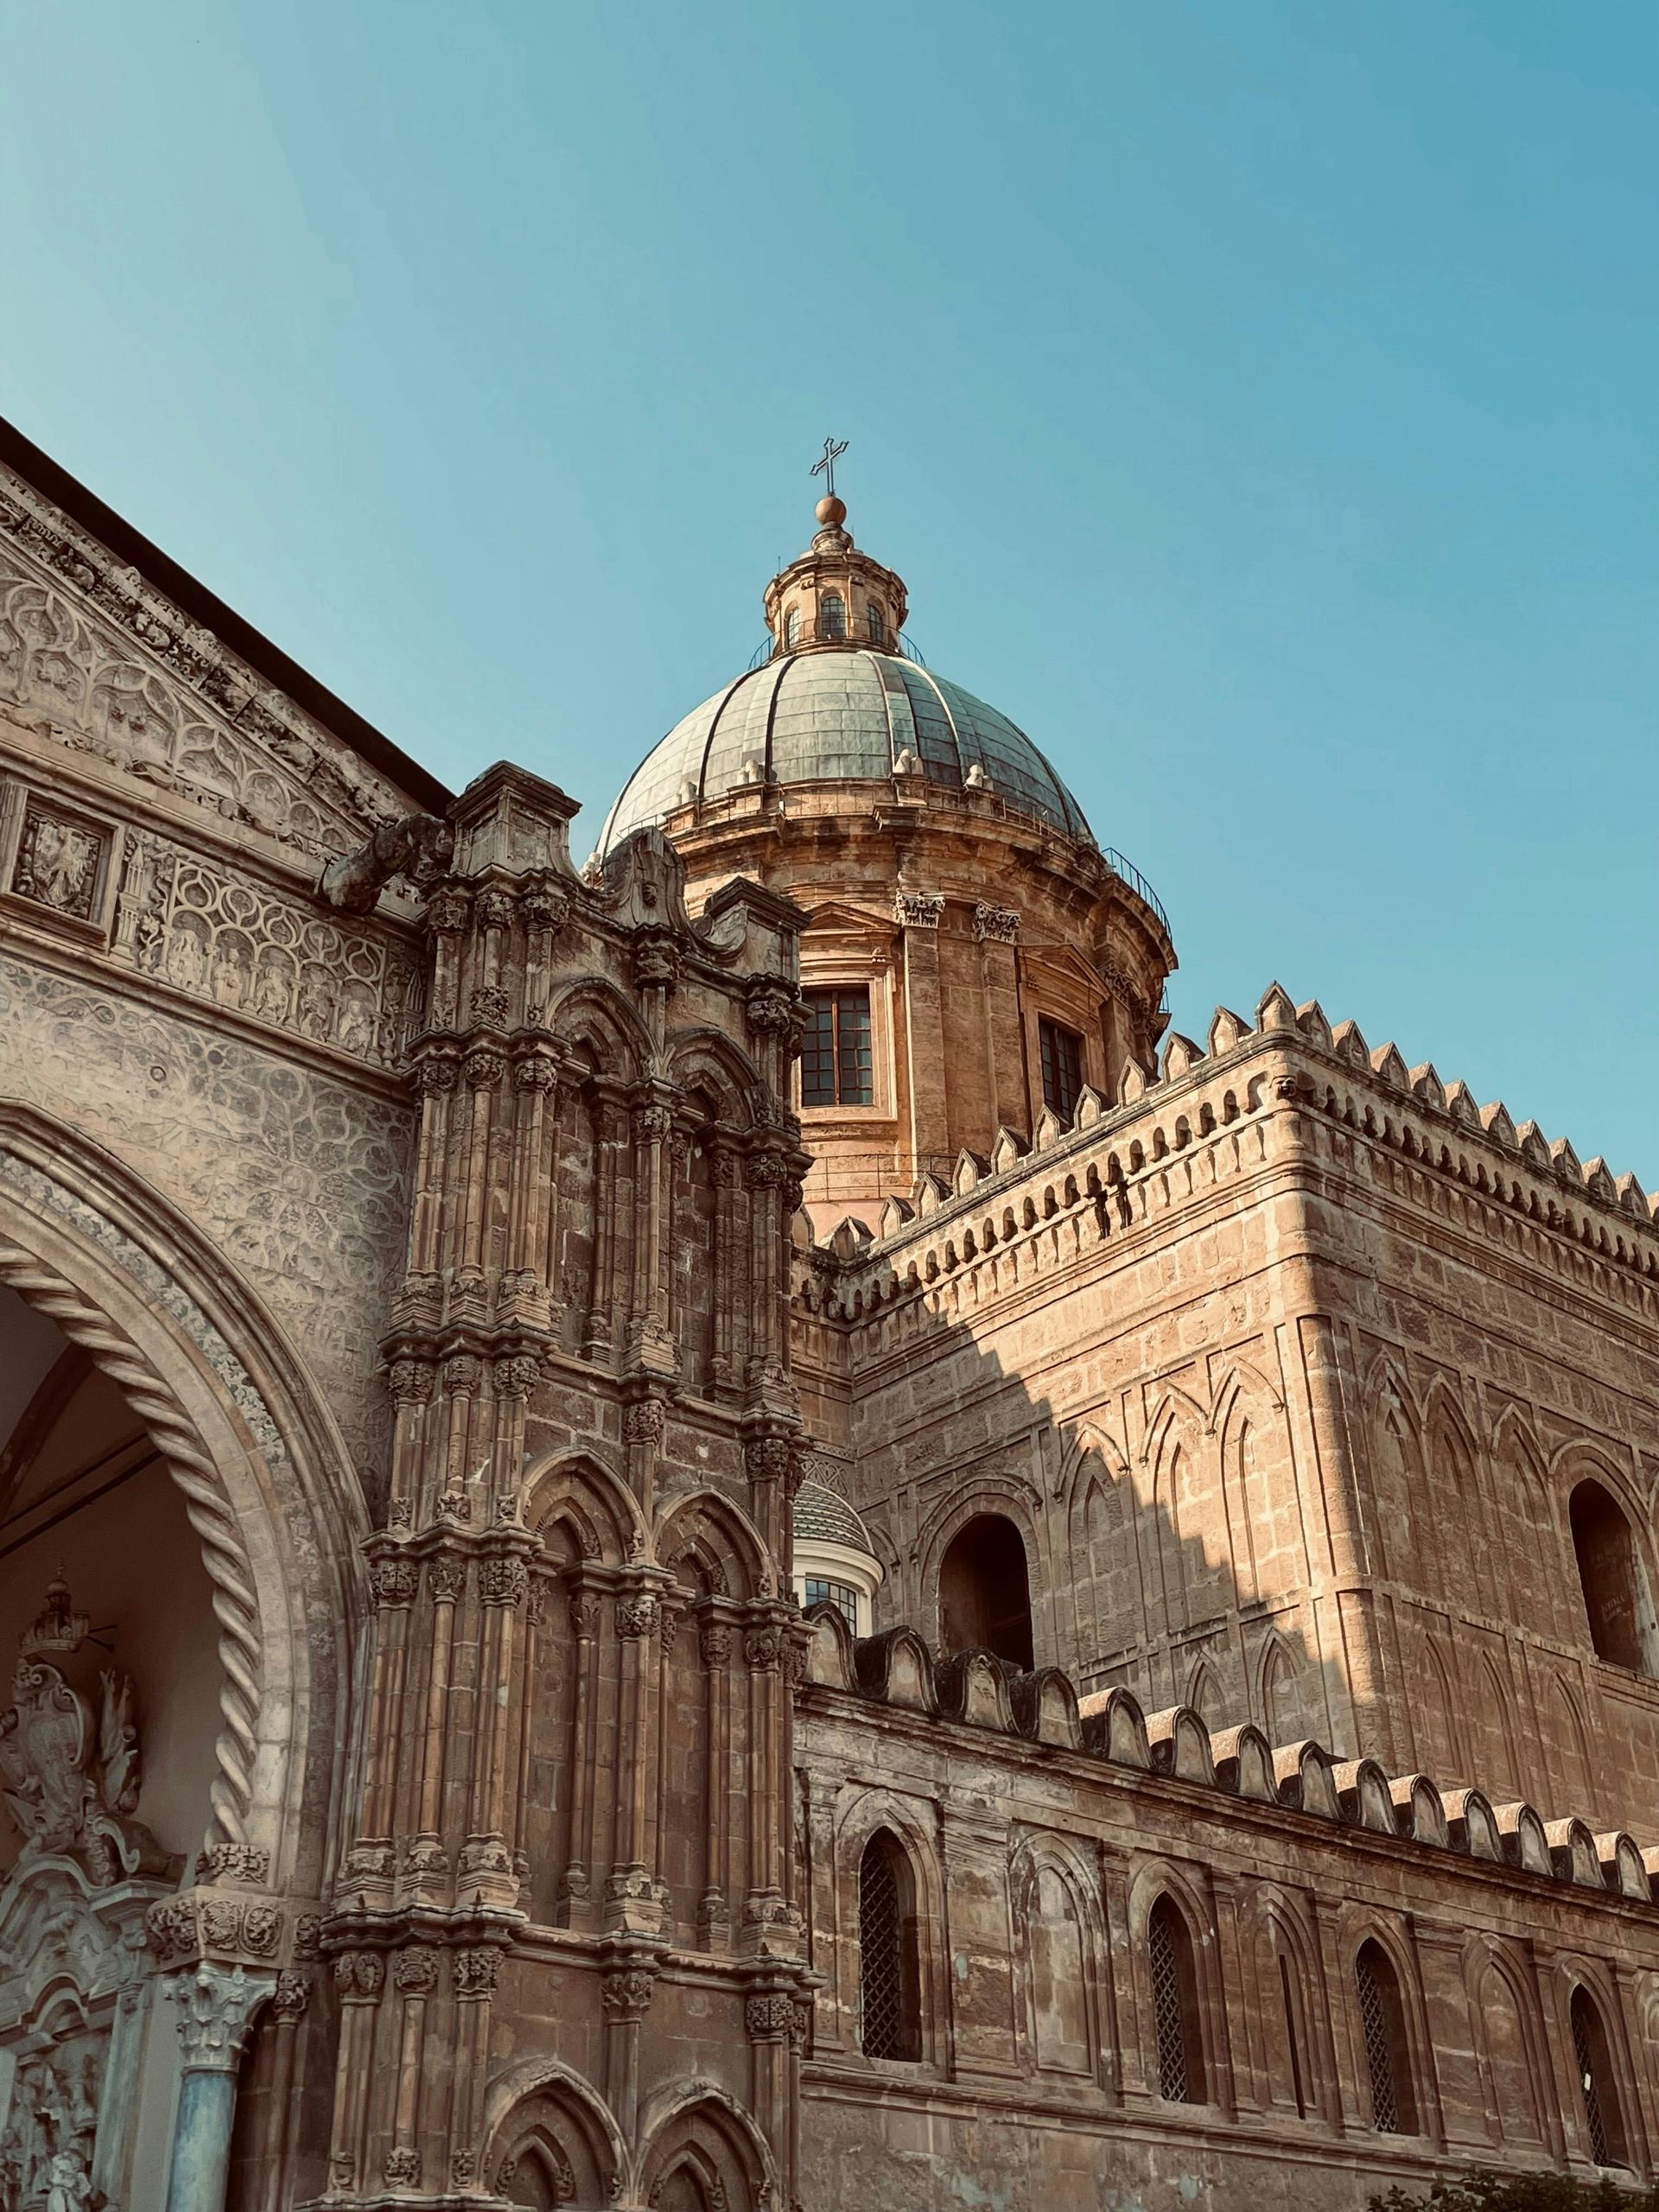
{"left": 1147, "top": 1897, "right": 1203, "bottom": 2102}
{"left": 1571, "top": 1986, "right": 1626, "bottom": 2167}
{"left": 1355, "top": 1942, "right": 1416, "bottom": 2133}
{"left": 858, "top": 1832, "right": 919, "bottom": 2061}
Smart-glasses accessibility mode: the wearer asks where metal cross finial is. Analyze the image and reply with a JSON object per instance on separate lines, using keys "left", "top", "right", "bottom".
{"left": 811, "top": 437, "right": 849, "bottom": 499}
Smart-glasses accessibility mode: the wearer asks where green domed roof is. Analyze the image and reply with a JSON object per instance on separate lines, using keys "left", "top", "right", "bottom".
{"left": 595, "top": 645, "right": 1094, "bottom": 855}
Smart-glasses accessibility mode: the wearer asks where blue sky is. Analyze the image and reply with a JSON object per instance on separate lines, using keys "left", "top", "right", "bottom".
{"left": 3, "top": 3, "right": 1656, "bottom": 1176}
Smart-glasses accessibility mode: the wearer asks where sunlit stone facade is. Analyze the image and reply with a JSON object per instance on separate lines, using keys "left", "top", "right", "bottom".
{"left": 3, "top": 432, "right": 1658, "bottom": 2212}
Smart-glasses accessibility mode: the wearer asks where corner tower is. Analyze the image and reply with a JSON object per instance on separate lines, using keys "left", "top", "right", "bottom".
{"left": 598, "top": 490, "right": 1176, "bottom": 1230}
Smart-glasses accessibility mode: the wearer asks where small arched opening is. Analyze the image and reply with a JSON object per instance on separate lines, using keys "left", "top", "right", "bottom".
{"left": 1569, "top": 1478, "right": 1656, "bottom": 1674}
{"left": 857, "top": 1828, "right": 922, "bottom": 2061}
{"left": 938, "top": 1513, "right": 1033, "bottom": 1668}
{"left": 1147, "top": 1894, "right": 1206, "bottom": 2103}
{"left": 1355, "top": 1939, "right": 1418, "bottom": 2134}
{"left": 817, "top": 591, "right": 846, "bottom": 641}
{"left": 1570, "top": 1985, "right": 1630, "bottom": 2169}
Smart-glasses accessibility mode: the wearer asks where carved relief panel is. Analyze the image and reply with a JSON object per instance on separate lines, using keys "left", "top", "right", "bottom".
{"left": 110, "top": 828, "right": 423, "bottom": 1069}
{"left": 0, "top": 780, "right": 120, "bottom": 944}
{"left": 0, "top": 505, "right": 408, "bottom": 861}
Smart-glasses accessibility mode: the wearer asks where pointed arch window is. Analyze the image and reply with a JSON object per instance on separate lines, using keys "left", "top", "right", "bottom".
{"left": 938, "top": 1513, "right": 1033, "bottom": 1669}
{"left": 1570, "top": 1985, "right": 1629, "bottom": 2168}
{"left": 817, "top": 592, "right": 846, "bottom": 640}
{"left": 1569, "top": 1478, "right": 1656, "bottom": 1675}
{"left": 1278, "top": 1952, "right": 1308, "bottom": 2117}
{"left": 1147, "top": 1895, "right": 1205, "bottom": 2102}
{"left": 858, "top": 1829, "right": 921, "bottom": 2060}
{"left": 1355, "top": 1940, "right": 1417, "bottom": 2134}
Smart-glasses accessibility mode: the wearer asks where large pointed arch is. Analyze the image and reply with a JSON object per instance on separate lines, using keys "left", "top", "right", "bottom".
{"left": 0, "top": 1101, "right": 365, "bottom": 1876}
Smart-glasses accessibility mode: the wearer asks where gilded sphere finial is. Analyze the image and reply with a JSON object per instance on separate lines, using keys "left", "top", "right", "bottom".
{"left": 815, "top": 493, "right": 847, "bottom": 528}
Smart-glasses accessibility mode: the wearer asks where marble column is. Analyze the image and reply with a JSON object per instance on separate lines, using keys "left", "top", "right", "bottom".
{"left": 162, "top": 1963, "right": 274, "bottom": 2212}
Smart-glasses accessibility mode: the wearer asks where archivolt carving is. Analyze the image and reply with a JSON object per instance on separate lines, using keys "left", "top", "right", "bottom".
{"left": 0, "top": 1237, "right": 261, "bottom": 1844}
{"left": 0, "top": 1146, "right": 282, "bottom": 1848}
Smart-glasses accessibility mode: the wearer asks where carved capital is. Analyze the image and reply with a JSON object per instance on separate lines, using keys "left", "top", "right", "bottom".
{"left": 512, "top": 1052, "right": 559, "bottom": 1094}
{"left": 425, "top": 887, "right": 471, "bottom": 934}
{"left": 453, "top": 1946, "right": 502, "bottom": 1998}
{"left": 165, "top": 1962, "right": 273, "bottom": 2073}
{"left": 745, "top": 1436, "right": 791, "bottom": 1487}
{"left": 699, "top": 1624, "right": 733, "bottom": 1668}
{"left": 972, "top": 900, "right": 1020, "bottom": 944}
{"left": 624, "top": 1398, "right": 666, "bottom": 1446}
{"left": 370, "top": 1557, "right": 419, "bottom": 1609}
{"left": 463, "top": 1046, "right": 505, "bottom": 1090}
{"left": 271, "top": 1969, "right": 311, "bottom": 2024}
{"left": 479, "top": 1554, "right": 530, "bottom": 1607}
{"left": 601, "top": 1965, "right": 657, "bottom": 2019}
{"left": 333, "top": 1949, "right": 386, "bottom": 1999}
{"left": 443, "top": 1352, "right": 483, "bottom": 1397}
{"left": 387, "top": 1357, "right": 435, "bottom": 1405}
{"left": 385, "top": 2145, "right": 422, "bottom": 2186}
{"left": 569, "top": 1590, "right": 601, "bottom": 1639}
{"left": 631, "top": 934, "right": 681, "bottom": 991}
{"left": 744, "top": 1626, "right": 784, "bottom": 1672}
{"left": 745, "top": 1992, "right": 795, "bottom": 2039}
{"left": 615, "top": 1593, "right": 658, "bottom": 1640}
{"left": 493, "top": 1351, "right": 543, "bottom": 1399}
{"left": 893, "top": 888, "right": 945, "bottom": 930}
{"left": 634, "top": 1102, "right": 675, "bottom": 1145}
{"left": 428, "top": 1556, "right": 467, "bottom": 1603}
{"left": 521, "top": 880, "right": 571, "bottom": 934}
{"left": 475, "top": 887, "right": 516, "bottom": 931}
{"left": 414, "top": 1056, "right": 459, "bottom": 1097}
{"left": 393, "top": 1945, "right": 441, "bottom": 1997}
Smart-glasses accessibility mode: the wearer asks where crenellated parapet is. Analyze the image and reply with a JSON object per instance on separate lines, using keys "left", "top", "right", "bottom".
{"left": 793, "top": 978, "right": 1659, "bottom": 1342}
{"left": 798, "top": 1599, "right": 1658, "bottom": 1905}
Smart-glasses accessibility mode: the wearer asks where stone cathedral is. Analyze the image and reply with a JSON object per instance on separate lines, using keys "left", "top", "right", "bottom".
{"left": 3, "top": 420, "right": 1659, "bottom": 2212}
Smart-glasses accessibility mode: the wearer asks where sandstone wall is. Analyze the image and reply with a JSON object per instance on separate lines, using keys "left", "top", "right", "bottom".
{"left": 798, "top": 986, "right": 1659, "bottom": 1838}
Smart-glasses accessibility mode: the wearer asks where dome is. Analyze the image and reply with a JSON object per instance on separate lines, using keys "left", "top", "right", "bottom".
{"left": 793, "top": 1478, "right": 877, "bottom": 1554}
{"left": 595, "top": 646, "right": 1094, "bottom": 855}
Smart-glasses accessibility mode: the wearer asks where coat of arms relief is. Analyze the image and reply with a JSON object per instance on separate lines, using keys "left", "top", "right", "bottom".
{"left": 0, "top": 1575, "right": 162, "bottom": 1887}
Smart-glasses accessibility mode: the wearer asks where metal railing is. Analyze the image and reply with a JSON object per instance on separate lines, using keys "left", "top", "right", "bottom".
{"left": 1100, "top": 846, "right": 1171, "bottom": 937}
{"left": 746, "top": 627, "right": 927, "bottom": 669}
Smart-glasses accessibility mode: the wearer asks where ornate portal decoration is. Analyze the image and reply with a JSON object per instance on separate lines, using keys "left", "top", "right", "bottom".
{"left": 0, "top": 1576, "right": 163, "bottom": 1887}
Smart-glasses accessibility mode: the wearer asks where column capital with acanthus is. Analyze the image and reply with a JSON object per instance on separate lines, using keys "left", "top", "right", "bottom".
{"left": 164, "top": 1961, "right": 276, "bottom": 2073}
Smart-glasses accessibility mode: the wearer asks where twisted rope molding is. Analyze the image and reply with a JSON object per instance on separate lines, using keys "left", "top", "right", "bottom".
{"left": 0, "top": 1236, "right": 263, "bottom": 1846}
